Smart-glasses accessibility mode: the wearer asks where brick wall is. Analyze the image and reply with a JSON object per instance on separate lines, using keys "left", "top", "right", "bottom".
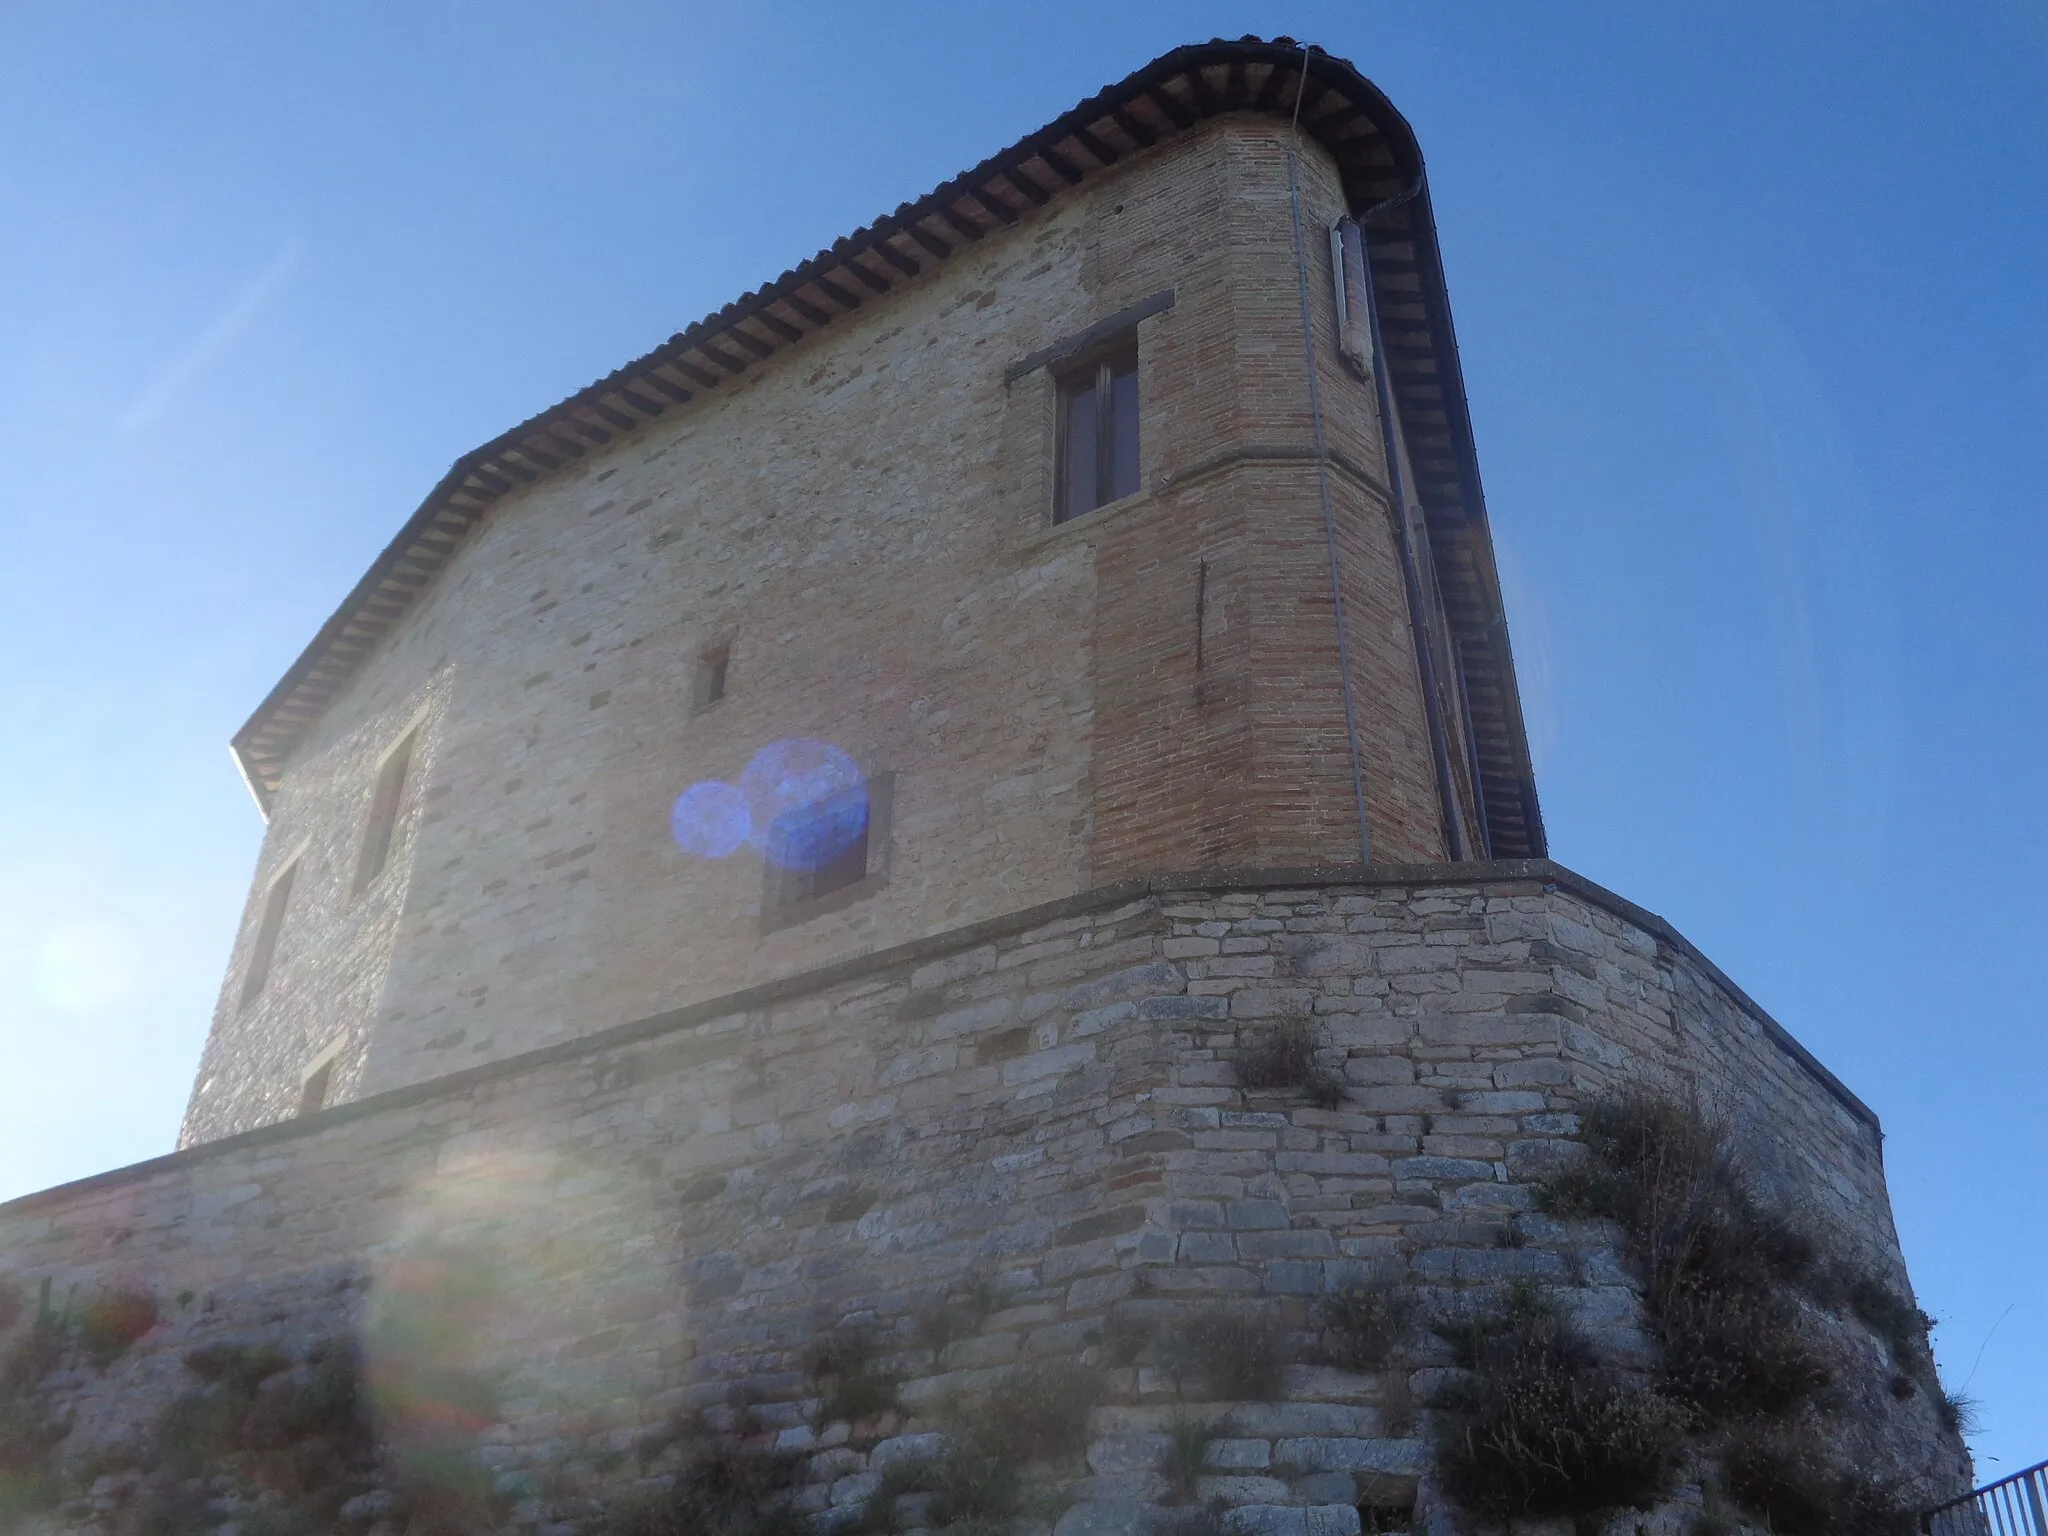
{"left": 3, "top": 866, "right": 1963, "bottom": 1533}
{"left": 183, "top": 117, "right": 1475, "bottom": 1144}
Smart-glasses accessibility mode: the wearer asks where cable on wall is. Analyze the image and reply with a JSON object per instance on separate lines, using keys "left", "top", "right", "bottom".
{"left": 1285, "top": 44, "right": 1374, "bottom": 867}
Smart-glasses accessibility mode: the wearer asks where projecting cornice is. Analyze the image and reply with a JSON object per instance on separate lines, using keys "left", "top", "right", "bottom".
{"left": 231, "top": 36, "right": 1545, "bottom": 858}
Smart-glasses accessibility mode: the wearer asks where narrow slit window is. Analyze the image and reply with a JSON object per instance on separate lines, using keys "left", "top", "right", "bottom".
{"left": 1056, "top": 340, "right": 1140, "bottom": 521}
{"left": 693, "top": 642, "right": 731, "bottom": 712}
{"left": 299, "top": 1058, "right": 334, "bottom": 1116}
{"left": 355, "top": 729, "right": 417, "bottom": 893}
{"left": 239, "top": 862, "right": 297, "bottom": 1011}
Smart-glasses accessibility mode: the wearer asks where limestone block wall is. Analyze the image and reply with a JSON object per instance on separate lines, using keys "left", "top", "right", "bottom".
{"left": 1, "top": 866, "right": 1958, "bottom": 1533}
{"left": 184, "top": 111, "right": 1481, "bottom": 1145}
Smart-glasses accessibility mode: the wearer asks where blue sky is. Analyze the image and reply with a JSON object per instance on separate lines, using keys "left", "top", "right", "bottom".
{"left": 1, "top": 0, "right": 2041, "bottom": 1475}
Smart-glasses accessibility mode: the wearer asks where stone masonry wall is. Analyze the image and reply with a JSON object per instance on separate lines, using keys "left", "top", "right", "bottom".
{"left": 1, "top": 865, "right": 1953, "bottom": 1534}
{"left": 184, "top": 113, "right": 1478, "bottom": 1145}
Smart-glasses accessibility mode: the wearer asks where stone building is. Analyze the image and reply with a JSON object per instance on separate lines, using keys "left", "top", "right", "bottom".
{"left": 183, "top": 34, "right": 1542, "bottom": 1146}
{"left": 0, "top": 38, "right": 1967, "bottom": 1536}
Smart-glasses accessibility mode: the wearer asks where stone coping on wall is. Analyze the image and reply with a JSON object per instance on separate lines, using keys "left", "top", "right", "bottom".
{"left": 2, "top": 859, "right": 1878, "bottom": 1218}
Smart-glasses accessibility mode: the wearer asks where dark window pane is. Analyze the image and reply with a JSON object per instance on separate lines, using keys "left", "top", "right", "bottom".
{"left": 1061, "top": 379, "right": 1099, "bottom": 519}
{"left": 1108, "top": 360, "right": 1139, "bottom": 502}
{"left": 767, "top": 784, "right": 870, "bottom": 905}
{"left": 809, "top": 818, "right": 870, "bottom": 899}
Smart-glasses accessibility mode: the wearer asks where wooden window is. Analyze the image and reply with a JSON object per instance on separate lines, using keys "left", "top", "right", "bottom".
{"left": 298, "top": 1058, "right": 334, "bottom": 1116}
{"left": 354, "top": 728, "right": 417, "bottom": 894}
{"left": 765, "top": 783, "right": 870, "bottom": 908}
{"left": 1055, "top": 339, "right": 1140, "bottom": 521}
{"left": 239, "top": 862, "right": 297, "bottom": 1011}
{"left": 693, "top": 642, "right": 731, "bottom": 713}
{"left": 759, "top": 772, "right": 894, "bottom": 930}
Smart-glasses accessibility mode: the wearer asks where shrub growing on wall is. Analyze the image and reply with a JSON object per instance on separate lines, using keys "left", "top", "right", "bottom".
{"left": 73, "top": 1285, "right": 159, "bottom": 1368}
{"left": 1431, "top": 1282, "right": 1690, "bottom": 1533}
{"left": 1539, "top": 1092, "right": 1960, "bottom": 1534}
{"left": 1237, "top": 1020, "right": 1346, "bottom": 1108}
{"left": 1162, "top": 1308, "right": 1292, "bottom": 1401}
{"left": 1318, "top": 1272, "right": 1416, "bottom": 1370}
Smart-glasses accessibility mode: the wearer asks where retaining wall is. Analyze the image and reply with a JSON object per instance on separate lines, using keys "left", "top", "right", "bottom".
{"left": 0, "top": 864, "right": 1950, "bottom": 1534}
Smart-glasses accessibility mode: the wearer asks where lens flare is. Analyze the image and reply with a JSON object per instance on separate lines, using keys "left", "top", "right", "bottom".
{"left": 669, "top": 739, "right": 867, "bottom": 866}
{"left": 741, "top": 739, "right": 866, "bottom": 870}
{"left": 669, "top": 780, "right": 749, "bottom": 858}
{"left": 764, "top": 784, "right": 869, "bottom": 873}
{"left": 369, "top": 1150, "right": 679, "bottom": 1511}
{"left": 32, "top": 924, "right": 139, "bottom": 1015}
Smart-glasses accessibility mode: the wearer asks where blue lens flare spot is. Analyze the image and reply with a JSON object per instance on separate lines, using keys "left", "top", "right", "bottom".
{"left": 669, "top": 781, "right": 750, "bottom": 858}
{"left": 765, "top": 785, "right": 869, "bottom": 873}
{"left": 742, "top": 740, "right": 866, "bottom": 870}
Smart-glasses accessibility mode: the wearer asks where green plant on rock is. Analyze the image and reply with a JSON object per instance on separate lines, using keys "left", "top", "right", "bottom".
{"left": 1431, "top": 1282, "right": 1690, "bottom": 1535}
{"left": 182, "top": 1340, "right": 292, "bottom": 1394}
{"left": 848, "top": 1364, "right": 1103, "bottom": 1535}
{"left": 925, "top": 1427, "right": 1024, "bottom": 1527}
{"left": 0, "top": 1316, "right": 70, "bottom": 1517}
{"left": 804, "top": 1330, "right": 901, "bottom": 1426}
{"left": 1936, "top": 1386, "right": 1979, "bottom": 1436}
{"left": 155, "top": 1382, "right": 252, "bottom": 1477}
{"left": 1544, "top": 1095, "right": 1838, "bottom": 1419}
{"left": 605, "top": 1443, "right": 808, "bottom": 1536}
{"left": 1160, "top": 1415, "right": 1211, "bottom": 1504}
{"left": 1301, "top": 1066, "right": 1346, "bottom": 1110}
{"left": 917, "top": 1270, "right": 1003, "bottom": 1353}
{"left": 1722, "top": 1423, "right": 1918, "bottom": 1536}
{"left": 276, "top": 1337, "right": 369, "bottom": 1447}
{"left": 74, "top": 1284, "right": 159, "bottom": 1368}
{"left": 1092, "top": 1304, "right": 1155, "bottom": 1368}
{"left": 1239, "top": 1019, "right": 1347, "bottom": 1107}
{"left": 983, "top": 1361, "right": 1103, "bottom": 1461}
{"left": 1238, "top": 1020, "right": 1317, "bottom": 1090}
{"left": 1318, "top": 1273, "right": 1416, "bottom": 1370}
{"left": 1163, "top": 1308, "right": 1292, "bottom": 1401}
{"left": 138, "top": 1333, "right": 376, "bottom": 1535}
{"left": 857, "top": 1428, "right": 1020, "bottom": 1535}
{"left": 1537, "top": 1092, "right": 1946, "bottom": 1535}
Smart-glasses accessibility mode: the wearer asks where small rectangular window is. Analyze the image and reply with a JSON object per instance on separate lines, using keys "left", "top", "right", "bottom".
{"left": 354, "top": 729, "right": 417, "bottom": 893}
{"left": 759, "top": 772, "right": 893, "bottom": 930}
{"left": 766, "top": 783, "right": 870, "bottom": 908}
{"left": 299, "top": 1058, "right": 334, "bottom": 1116}
{"left": 1056, "top": 340, "right": 1140, "bottom": 521}
{"left": 239, "top": 862, "right": 297, "bottom": 1011}
{"left": 693, "top": 642, "right": 731, "bottom": 712}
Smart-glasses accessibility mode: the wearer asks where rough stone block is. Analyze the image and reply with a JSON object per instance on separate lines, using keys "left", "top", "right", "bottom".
{"left": 1223, "top": 1504, "right": 1362, "bottom": 1536}
{"left": 1273, "top": 1437, "right": 1427, "bottom": 1475}
{"left": 1204, "top": 1437, "right": 1273, "bottom": 1469}
{"left": 1224, "top": 1200, "right": 1290, "bottom": 1231}
{"left": 1088, "top": 1433, "right": 1171, "bottom": 1474}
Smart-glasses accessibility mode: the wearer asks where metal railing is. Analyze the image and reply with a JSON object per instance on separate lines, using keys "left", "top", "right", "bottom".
{"left": 1928, "top": 1461, "right": 2048, "bottom": 1536}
